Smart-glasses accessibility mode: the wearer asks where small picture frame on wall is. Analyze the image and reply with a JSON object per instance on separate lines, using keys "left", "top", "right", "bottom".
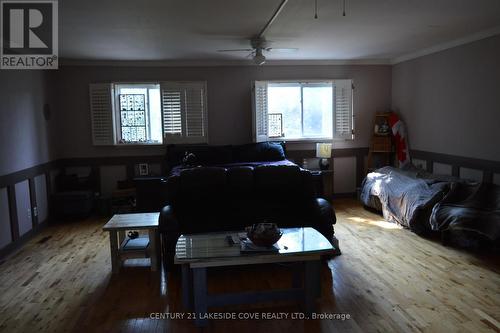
{"left": 138, "top": 163, "right": 149, "bottom": 176}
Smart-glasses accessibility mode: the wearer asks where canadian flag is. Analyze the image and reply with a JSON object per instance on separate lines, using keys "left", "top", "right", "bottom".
{"left": 388, "top": 114, "right": 410, "bottom": 168}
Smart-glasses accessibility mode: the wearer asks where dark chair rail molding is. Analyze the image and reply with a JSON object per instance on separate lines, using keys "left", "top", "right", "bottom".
{"left": 0, "top": 161, "right": 57, "bottom": 189}
{"left": 58, "top": 155, "right": 165, "bottom": 167}
{"left": 59, "top": 155, "right": 167, "bottom": 180}
{"left": 0, "top": 148, "right": 370, "bottom": 199}
{"left": 1, "top": 149, "right": 370, "bottom": 188}
{"left": 411, "top": 150, "right": 500, "bottom": 182}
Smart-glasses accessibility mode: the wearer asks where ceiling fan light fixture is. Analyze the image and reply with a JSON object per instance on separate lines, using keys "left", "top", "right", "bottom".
{"left": 254, "top": 49, "right": 266, "bottom": 65}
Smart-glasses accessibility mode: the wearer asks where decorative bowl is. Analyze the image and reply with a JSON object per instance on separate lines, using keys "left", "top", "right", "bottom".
{"left": 245, "top": 223, "right": 282, "bottom": 247}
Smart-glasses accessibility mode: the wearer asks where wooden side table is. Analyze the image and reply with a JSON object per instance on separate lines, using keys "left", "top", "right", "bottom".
{"left": 310, "top": 169, "right": 334, "bottom": 201}
{"left": 102, "top": 212, "right": 160, "bottom": 273}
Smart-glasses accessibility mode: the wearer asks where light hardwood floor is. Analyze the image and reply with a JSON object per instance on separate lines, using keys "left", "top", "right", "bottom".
{"left": 0, "top": 199, "right": 498, "bottom": 333}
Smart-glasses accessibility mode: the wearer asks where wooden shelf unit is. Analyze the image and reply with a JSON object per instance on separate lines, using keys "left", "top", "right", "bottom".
{"left": 366, "top": 112, "right": 394, "bottom": 172}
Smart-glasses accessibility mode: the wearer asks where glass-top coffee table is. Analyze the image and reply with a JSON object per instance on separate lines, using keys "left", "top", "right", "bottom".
{"left": 175, "top": 227, "right": 335, "bottom": 327}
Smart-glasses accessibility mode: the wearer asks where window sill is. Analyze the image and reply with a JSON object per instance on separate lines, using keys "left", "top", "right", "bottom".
{"left": 269, "top": 137, "right": 354, "bottom": 143}
{"left": 113, "top": 143, "right": 165, "bottom": 148}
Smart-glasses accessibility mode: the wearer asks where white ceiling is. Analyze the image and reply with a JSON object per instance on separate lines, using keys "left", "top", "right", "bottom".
{"left": 60, "top": 0, "right": 500, "bottom": 63}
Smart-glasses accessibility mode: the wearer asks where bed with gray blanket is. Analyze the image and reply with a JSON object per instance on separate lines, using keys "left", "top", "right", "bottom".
{"left": 361, "top": 166, "right": 500, "bottom": 249}
{"left": 360, "top": 166, "right": 456, "bottom": 234}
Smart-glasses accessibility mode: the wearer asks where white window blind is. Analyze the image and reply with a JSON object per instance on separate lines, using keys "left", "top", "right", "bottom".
{"left": 89, "top": 83, "right": 114, "bottom": 145}
{"left": 161, "top": 81, "right": 208, "bottom": 144}
{"left": 333, "top": 79, "right": 354, "bottom": 140}
{"left": 252, "top": 81, "right": 268, "bottom": 142}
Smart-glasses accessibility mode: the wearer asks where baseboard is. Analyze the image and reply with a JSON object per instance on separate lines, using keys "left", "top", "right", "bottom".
{"left": 0, "top": 219, "right": 48, "bottom": 260}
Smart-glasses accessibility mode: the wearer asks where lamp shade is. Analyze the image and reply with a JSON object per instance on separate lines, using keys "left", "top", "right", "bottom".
{"left": 316, "top": 143, "right": 332, "bottom": 158}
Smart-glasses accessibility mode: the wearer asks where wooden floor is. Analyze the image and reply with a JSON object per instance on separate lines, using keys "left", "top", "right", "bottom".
{"left": 0, "top": 199, "right": 499, "bottom": 333}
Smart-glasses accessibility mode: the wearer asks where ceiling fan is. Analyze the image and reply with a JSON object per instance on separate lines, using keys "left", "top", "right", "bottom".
{"left": 216, "top": 0, "right": 298, "bottom": 65}
{"left": 217, "top": 37, "right": 298, "bottom": 65}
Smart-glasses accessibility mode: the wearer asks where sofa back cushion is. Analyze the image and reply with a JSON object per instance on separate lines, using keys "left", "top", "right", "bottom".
{"left": 254, "top": 165, "right": 303, "bottom": 198}
{"left": 169, "top": 164, "right": 315, "bottom": 232}
{"left": 165, "top": 142, "right": 287, "bottom": 171}
{"left": 178, "top": 167, "right": 227, "bottom": 199}
{"left": 226, "top": 166, "right": 254, "bottom": 195}
{"left": 166, "top": 144, "right": 233, "bottom": 170}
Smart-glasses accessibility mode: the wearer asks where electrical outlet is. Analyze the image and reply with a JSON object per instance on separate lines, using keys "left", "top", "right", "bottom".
{"left": 27, "top": 209, "right": 31, "bottom": 220}
{"left": 33, "top": 207, "right": 38, "bottom": 217}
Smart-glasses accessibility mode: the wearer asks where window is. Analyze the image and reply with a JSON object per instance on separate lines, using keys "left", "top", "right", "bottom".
{"left": 114, "top": 84, "right": 162, "bottom": 144}
{"left": 253, "top": 80, "right": 353, "bottom": 142}
{"left": 89, "top": 81, "right": 207, "bottom": 145}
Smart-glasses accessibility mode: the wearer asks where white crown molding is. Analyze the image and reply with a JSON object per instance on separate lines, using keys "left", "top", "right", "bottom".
{"left": 60, "top": 26, "right": 500, "bottom": 68}
{"left": 59, "top": 58, "right": 392, "bottom": 67}
{"left": 391, "top": 26, "right": 500, "bottom": 64}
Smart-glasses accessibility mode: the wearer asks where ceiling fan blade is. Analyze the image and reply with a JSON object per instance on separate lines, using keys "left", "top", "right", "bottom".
{"left": 266, "top": 47, "right": 299, "bottom": 53}
{"left": 217, "top": 49, "right": 254, "bottom": 52}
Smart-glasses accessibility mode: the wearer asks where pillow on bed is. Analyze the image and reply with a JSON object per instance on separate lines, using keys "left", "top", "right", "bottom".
{"left": 234, "top": 142, "right": 286, "bottom": 162}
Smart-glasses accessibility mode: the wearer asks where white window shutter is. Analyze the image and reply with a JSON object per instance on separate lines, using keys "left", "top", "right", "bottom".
{"left": 252, "top": 81, "right": 268, "bottom": 142}
{"left": 89, "top": 83, "right": 114, "bottom": 145}
{"left": 333, "top": 79, "right": 354, "bottom": 140}
{"left": 161, "top": 82, "right": 208, "bottom": 144}
{"left": 161, "top": 87, "right": 183, "bottom": 140}
{"left": 184, "top": 83, "right": 207, "bottom": 142}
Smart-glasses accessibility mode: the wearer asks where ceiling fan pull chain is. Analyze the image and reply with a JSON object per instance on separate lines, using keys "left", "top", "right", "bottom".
{"left": 343, "top": 0, "right": 346, "bottom": 16}
{"left": 314, "top": 0, "right": 318, "bottom": 19}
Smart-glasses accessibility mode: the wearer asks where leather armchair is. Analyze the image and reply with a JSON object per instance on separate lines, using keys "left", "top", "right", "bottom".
{"left": 159, "top": 165, "right": 339, "bottom": 270}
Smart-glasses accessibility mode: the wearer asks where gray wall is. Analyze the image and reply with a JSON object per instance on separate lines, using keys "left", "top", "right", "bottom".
{"left": 0, "top": 71, "right": 55, "bottom": 176}
{"left": 0, "top": 70, "right": 54, "bottom": 252}
{"left": 392, "top": 34, "right": 500, "bottom": 162}
{"left": 54, "top": 65, "right": 392, "bottom": 158}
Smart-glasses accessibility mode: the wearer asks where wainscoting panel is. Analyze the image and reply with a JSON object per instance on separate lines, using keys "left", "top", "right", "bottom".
{"left": 34, "top": 175, "right": 48, "bottom": 223}
{"left": 411, "top": 149, "right": 500, "bottom": 183}
{"left": 460, "top": 167, "right": 483, "bottom": 183}
{"left": 100, "top": 165, "right": 127, "bottom": 196}
{"left": 50, "top": 169, "right": 59, "bottom": 192}
{"left": 334, "top": 157, "right": 357, "bottom": 194}
{"left": 0, "top": 188, "right": 12, "bottom": 248}
{"left": 411, "top": 158, "right": 427, "bottom": 171}
{"left": 15, "top": 180, "right": 32, "bottom": 236}
{"left": 66, "top": 166, "right": 92, "bottom": 177}
{"left": 433, "top": 163, "right": 453, "bottom": 176}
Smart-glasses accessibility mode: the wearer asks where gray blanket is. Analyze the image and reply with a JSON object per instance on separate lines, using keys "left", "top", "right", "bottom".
{"left": 360, "top": 166, "right": 453, "bottom": 233}
{"left": 431, "top": 182, "right": 500, "bottom": 245}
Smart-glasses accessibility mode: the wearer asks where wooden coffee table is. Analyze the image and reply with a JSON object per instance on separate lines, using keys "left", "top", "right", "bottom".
{"left": 175, "top": 227, "right": 335, "bottom": 327}
{"left": 103, "top": 213, "right": 160, "bottom": 273}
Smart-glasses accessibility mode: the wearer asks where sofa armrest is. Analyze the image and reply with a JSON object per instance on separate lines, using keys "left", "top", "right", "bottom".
{"left": 159, "top": 205, "right": 180, "bottom": 233}
{"left": 311, "top": 198, "right": 340, "bottom": 255}
{"left": 159, "top": 205, "right": 182, "bottom": 271}
{"left": 314, "top": 198, "right": 336, "bottom": 225}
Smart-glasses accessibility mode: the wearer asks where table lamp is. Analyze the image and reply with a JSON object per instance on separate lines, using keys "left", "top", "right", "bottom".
{"left": 316, "top": 143, "right": 332, "bottom": 170}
